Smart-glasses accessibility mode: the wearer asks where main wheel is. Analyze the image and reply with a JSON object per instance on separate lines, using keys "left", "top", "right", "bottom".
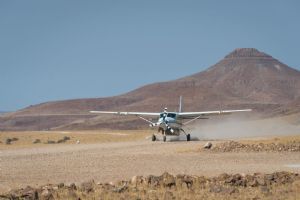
{"left": 163, "top": 135, "right": 166, "bottom": 142}
{"left": 186, "top": 134, "right": 191, "bottom": 141}
{"left": 152, "top": 134, "right": 156, "bottom": 141}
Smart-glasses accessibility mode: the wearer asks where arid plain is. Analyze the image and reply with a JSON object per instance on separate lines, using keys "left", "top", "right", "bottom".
{"left": 1, "top": 130, "right": 300, "bottom": 199}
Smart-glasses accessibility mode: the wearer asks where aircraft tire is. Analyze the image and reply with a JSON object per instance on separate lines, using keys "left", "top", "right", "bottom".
{"left": 163, "top": 135, "right": 166, "bottom": 142}
{"left": 152, "top": 134, "right": 156, "bottom": 141}
{"left": 187, "top": 134, "right": 191, "bottom": 141}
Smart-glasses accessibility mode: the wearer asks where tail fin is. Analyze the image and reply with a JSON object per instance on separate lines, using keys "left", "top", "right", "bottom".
{"left": 179, "top": 96, "right": 183, "bottom": 113}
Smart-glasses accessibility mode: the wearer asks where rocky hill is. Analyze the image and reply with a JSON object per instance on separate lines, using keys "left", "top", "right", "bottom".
{"left": 1, "top": 48, "right": 299, "bottom": 130}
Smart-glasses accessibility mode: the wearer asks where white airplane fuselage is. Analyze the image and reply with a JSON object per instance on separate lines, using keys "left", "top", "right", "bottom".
{"left": 157, "top": 112, "right": 183, "bottom": 135}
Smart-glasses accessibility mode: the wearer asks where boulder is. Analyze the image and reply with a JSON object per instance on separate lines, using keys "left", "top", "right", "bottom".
{"left": 57, "top": 183, "right": 64, "bottom": 189}
{"left": 69, "top": 183, "right": 77, "bottom": 190}
{"left": 112, "top": 183, "right": 128, "bottom": 193}
{"left": 161, "top": 172, "right": 175, "bottom": 188}
{"left": 204, "top": 142, "right": 212, "bottom": 149}
{"left": 20, "top": 186, "right": 39, "bottom": 200}
{"left": 41, "top": 189, "right": 54, "bottom": 200}
{"left": 80, "top": 180, "right": 94, "bottom": 193}
{"left": 145, "top": 175, "right": 161, "bottom": 187}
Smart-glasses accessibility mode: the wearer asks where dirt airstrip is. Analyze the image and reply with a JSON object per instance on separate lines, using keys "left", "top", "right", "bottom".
{"left": 0, "top": 131, "right": 300, "bottom": 199}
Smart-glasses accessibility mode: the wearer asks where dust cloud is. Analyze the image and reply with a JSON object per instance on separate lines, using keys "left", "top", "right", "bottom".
{"left": 189, "top": 116, "right": 300, "bottom": 140}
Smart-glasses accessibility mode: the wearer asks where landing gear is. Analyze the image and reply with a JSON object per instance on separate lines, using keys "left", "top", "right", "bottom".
{"left": 160, "top": 128, "right": 166, "bottom": 142}
{"left": 180, "top": 128, "right": 191, "bottom": 141}
{"left": 152, "top": 134, "right": 156, "bottom": 141}
{"left": 186, "top": 134, "right": 191, "bottom": 141}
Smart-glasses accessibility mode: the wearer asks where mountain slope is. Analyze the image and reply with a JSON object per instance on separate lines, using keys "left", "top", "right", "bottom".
{"left": 1, "top": 48, "right": 299, "bottom": 130}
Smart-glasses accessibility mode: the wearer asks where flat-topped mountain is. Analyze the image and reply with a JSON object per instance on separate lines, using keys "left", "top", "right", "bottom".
{"left": 1, "top": 48, "right": 299, "bottom": 130}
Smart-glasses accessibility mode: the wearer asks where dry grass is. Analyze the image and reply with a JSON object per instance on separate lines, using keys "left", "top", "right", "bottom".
{"left": 0, "top": 130, "right": 151, "bottom": 149}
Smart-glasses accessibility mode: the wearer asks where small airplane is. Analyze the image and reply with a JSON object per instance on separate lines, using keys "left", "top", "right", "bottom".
{"left": 90, "top": 96, "right": 251, "bottom": 142}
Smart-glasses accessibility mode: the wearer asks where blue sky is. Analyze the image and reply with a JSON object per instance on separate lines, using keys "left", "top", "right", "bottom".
{"left": 0, "top": 0, "right": 299, "bottom": 111}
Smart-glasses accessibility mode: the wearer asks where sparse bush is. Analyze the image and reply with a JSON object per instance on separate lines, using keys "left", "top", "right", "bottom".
{"left": 5, "top": 138, "right": 12, "bottom": 145}
{"left": 11, "top": 137, "right": 19, "bottom": 141}
{"left": 55, "top": 136, "right": 71, "bottom": 144}
{"left": 33, "top": 139, "right": 41, "bottom": 144}
{"left": 57, "top": 139, "right": 66, "bottom": 143}
{"left": 63, "top": 136, "right": 70, "bottom": 141}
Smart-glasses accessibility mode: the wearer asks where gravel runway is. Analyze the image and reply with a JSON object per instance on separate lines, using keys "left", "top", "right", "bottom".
{"left": 1, "top": 140, "right": 300, "bottom": 192}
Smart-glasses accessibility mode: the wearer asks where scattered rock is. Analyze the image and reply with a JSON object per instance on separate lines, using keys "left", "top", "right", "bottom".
{"left": 256, "top": 176, "right": 266, "bottom": 186}
{"left": 113, "top": 183, "right": 128, "bottom": 193}
{"left": 130, "top": 176, "right": 138, "bottom": 185}
{"left": 209, "top": 140, "right": 300, "bottom": 152}
{"left": 57, "top": 183, "right": 64, "bottom": 189}
{"left": 46, "top": 140, "right": 56, "bottom": 144}
{"left": 161, "top": 172, "right": 175, "bottom": 188}
{"left": 204, "top": 142, "right": 212, "bottom": 149}
{"left": 69, "top": 183, "right": 77, "bottom": 190}
{"left": 176, "top": 174, "right": 193, "bottom": 189}
{"left": 4, "top": 137, "right": 19, "bottom": 145}
{"left": 2, "top": 171, "right": 299, "bottom": 199}
{"left": 80, "top": 180, "right": 94, "bottom": 193}
{"left": 146, "top": 175, "right": 161, "bottom": 187}
{"left": 20, "top": 186, "right": 39, "bottom": 200}
{"left": 41, "top": 189, "right": 54, "bottom": 200}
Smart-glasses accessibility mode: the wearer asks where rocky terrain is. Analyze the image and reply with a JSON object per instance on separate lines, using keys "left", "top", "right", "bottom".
{"left": 1, "top": 48, "right": 300, "bottom": 130}
{"left": 1, "top": 171, "right": 299, "bottom": 200}
{"left": 206, "top": 140, "right": 300, "bottom": 153}
{"left": 1, "top": 134, "right": 300, "bottom": 195}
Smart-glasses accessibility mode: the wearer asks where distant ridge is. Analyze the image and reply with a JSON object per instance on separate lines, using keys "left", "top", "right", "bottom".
{"left": 1, "top": 48, "right": 299, "bottom": 130}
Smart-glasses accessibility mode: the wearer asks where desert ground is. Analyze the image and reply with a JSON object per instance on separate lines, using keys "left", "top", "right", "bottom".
{"left": 0, "top": 130, "right": 300, "bottom": 199}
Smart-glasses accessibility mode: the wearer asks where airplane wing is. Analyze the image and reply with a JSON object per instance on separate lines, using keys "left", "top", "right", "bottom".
{"left": 90, "top": 111, "right": 160, "bottom": 117}
{"left": 178, "top": 109, "right": 252, "bottom": 119}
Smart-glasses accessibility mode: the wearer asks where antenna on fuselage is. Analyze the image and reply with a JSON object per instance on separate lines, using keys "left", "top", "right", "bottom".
{"left": 179, "top": 96, "right": 183, "bottom": 113}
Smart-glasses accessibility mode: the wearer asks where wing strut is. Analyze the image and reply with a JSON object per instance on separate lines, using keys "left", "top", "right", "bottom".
{"left": 183, "top": 115, "right": 209, "bottom": 125}
{"left": 137, "top": 115, "right": 155, "bottom": 126}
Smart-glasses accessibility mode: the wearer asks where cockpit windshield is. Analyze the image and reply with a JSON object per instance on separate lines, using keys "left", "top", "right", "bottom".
{"left": 167, "top": 113, "right": 176, "bottom": 118}
{"left": 159, "top": 113, "right": 176, "bottom": 118}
